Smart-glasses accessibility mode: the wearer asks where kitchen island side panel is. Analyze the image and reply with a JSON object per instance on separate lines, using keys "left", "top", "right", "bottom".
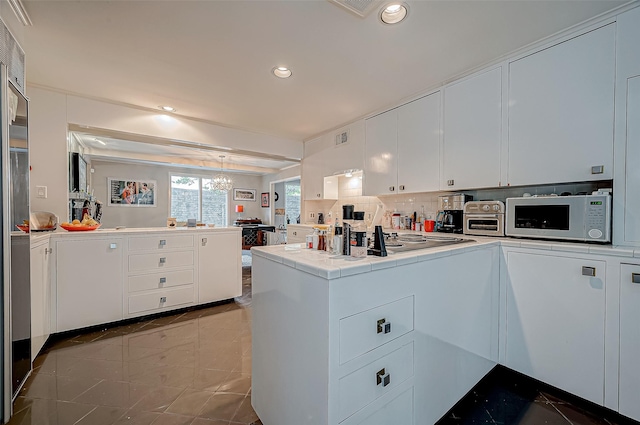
{"left": 251, "top": 255, "right": 330, "bottom": 425}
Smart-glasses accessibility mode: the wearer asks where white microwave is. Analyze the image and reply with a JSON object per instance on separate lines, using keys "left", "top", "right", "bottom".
{"left": 506, "top": 194, "right": 611, "bottom": 243}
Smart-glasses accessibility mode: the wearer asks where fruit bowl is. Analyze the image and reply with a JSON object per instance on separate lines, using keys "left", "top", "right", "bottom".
{"left": 16, "top": 224, "right": 29, "bottom": 233}
{"left": 60, "top": 223, "right": 101, "bottom": 232}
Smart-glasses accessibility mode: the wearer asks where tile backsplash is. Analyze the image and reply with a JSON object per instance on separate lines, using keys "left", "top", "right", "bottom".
{"left": 304, "top": 178, "right": 613, "bottom": 227}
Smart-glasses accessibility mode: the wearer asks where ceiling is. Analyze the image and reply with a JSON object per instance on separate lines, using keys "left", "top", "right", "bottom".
{"left": 24, "top": 0, "right": 630, "bottom": 144}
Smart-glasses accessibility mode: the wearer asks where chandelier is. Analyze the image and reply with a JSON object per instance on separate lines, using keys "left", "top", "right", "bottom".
{"left": 211, "top": 155, "right": 233, "bottom": 192}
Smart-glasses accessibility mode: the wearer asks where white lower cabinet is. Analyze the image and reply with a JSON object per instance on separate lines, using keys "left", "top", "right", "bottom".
{"left": 197, "top": 231, "right": 241, "bottom": 303}
{"left": 349, "top": 386, "right": 413, "bottom": 425}
{"left": 619, "top": 263, "right": 640, "bottom": 421}
{"left": 55, "top": 238, "right": 124, "bottom": 332}
{"left": 505, "top": 250, "right": 606, "bottom": 405}
{"left": 126, "top": 234, "right": 196, "bottom": 318}
{"left": 30, "top": 239, "right": 51, "bottom": 360}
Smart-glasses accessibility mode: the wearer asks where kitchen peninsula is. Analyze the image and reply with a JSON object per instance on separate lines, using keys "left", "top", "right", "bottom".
{"left": 251, "top": 238, "right": 640, "bottom": 424}
{"left": 30, "top": 226, "right": 242, "bottom": 359}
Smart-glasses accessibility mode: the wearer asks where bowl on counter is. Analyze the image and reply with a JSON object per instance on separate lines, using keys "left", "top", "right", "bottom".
{"left": 60, "top": 223, "right": 101, "bottom": 232}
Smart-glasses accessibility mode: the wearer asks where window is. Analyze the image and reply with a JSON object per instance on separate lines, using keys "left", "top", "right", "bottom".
{"left": 285, "top": 180, "right": 301, "bottom": 224}
{"left": 170, "top": 175, "right": 228, "bottom": 226}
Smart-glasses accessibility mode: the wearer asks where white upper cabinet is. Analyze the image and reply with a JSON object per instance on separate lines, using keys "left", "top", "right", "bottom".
{"left": 442, "top": 67, "right": 503, "bottom": 190}
{"left": 365, "top": 92, "right": 440, "bottom": 195}
{"left": 507, "top": 24, "right": 615, "bottom": 186}
{"left": 397, "top": 93, "right": 440, "bottom": 193}
{"left": 614, "top": 7, "right": 640, "bottom": 247}
{"left": 364, "top": 108, "right": 398, "bottom": 195}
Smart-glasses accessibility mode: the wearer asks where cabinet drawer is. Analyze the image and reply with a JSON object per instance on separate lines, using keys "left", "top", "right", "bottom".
{"left": 339, "top": 296, "right": 414, "bottom": 364}
{"left": 128, "top": 234, "right": 194, "bottom": 252}
{"left": 347, "top": 387, "right": 414, "bottom": 425}
{"left": 128, "top": 269, "right": 194, "bottom": 293}
{"left": 128, "top": 286, "right": 195, "bottom": 315}
{"left": 338, "top": 342, "right": 414, "bottom": 422}
{"left": 129, "top": 251, "right": 194, "bottom": 272}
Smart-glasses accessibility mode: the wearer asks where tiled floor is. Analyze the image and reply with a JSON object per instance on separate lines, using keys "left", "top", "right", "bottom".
{"left": 437, "top": 366, "right": 638, "bottom": 425}
{"left": 10, "top": 258, "right": 638, "bottom": 425}
{"left": 9, "top": 265, "right": 258, "bottom": 425}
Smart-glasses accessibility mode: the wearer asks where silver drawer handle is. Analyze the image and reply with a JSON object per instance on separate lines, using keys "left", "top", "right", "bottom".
{"left": 159, "top": 257, "right": 166, "bottom": 264}
{"left": 159, "top": 277, "right": 166, "bottom": 284}
{"left": 376, "top": 368, "right": 390, "bottom": 387}
{"left": 160, "top": 297, "right": 167, "bottom": 303}
{"left": 399, "top": 185, "right": 405, "bottom": 191}
{"left": 159, "top": 239, "right": 166, "bottom": 246}
{"left": 202, "top": 238, "right": 207, "bottom": 246}
{"left": 582, "top": 266, "right": 596, "bottom": 277}
{"left": 447, "top": 179, "right": 455, "bottom": 186}
{"left": 377, "top": 318, "right": 391, "bottom": 334}
{"left": 632, "top": 273, "right": 640, "bottom": 284}
{"left": 389, "top": 186, "right": 395, "bottom": 192}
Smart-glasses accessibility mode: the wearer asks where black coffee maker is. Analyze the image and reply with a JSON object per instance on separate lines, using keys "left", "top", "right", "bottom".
{"left": 436, "top": 194, "right": 472, "bottom": 233}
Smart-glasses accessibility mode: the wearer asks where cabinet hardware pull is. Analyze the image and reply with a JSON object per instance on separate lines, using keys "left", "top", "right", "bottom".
{"left": 632, "top": 273, "right": 640, "bottom": 284}
{"left": 582, "top": 266, "right": 596, "bottom": 277}
{"left": 447, "top": 179, "right": 455, "bottom": 186}
{"left": 109, "top": 243, "right": 117, "bottom": 249}
{"left": 45, "top": 248, "right": 52, "bottom": 254}
{"left": 389, "top": 186, "right": 395, "bottom": 192}
{"left": 159, "top": 277, "right": 167, "bottom": 284}
{"left": 376, "top": 368, "right": 390, "bottom": 387}
{"left": 202, "top": 238, "right": 207, "bottom": 246}
{"left": 160, "top": 297, "right": 167, "bottom": 303}
{"left": 377, "top": 318, "right": 391, "bottom": 334}
{"left": 591, "top": 165, "right": 604, "bottom": 174}
{"left": 159, "top": 239, "right": 166, "bottom": 246}
{"left": 159, "top": 257, "right": 166, "bottom": 264}
{"left": 399, "top": 185, "right": 405, "bottom": 191}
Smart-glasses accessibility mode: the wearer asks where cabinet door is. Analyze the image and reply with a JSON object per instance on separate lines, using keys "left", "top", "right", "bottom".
{"left": 442, "top": 67, "right": 502, "bottom": 190}
{"left": 619, "top": 264, "right": 640, "bottom": 421}
{"left": 30, "top": 242, "right": 50, "bottom": 360}
{"left": 364, "top": 110, "right": 398, "bottom": 195}
{"left": 508, "top": 24, "right": 615, "bottom": 186}
{"left": 56, "top": 238, "right": 123, "bottom": 332}
{"left": 198, "top": 232, "right": 241, "bottom": 303}
{"left": 505, "top": 251, "right": 605, "bottom": 405}
{"left": 397, "top": 92, "right": 440, "bottom": 193}
{"left": 302, "top": 154, "right": 325, "bottom": 200}
{"left": 623, "top": 77, "right": 640, "bottom": 243}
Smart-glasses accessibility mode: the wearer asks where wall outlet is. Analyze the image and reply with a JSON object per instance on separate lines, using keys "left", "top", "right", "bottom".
{"left": 308, "top": 212, "right": 315, "bottom": 220}
{"left": 36, "top": 186, "right": 47, "bottom": 198}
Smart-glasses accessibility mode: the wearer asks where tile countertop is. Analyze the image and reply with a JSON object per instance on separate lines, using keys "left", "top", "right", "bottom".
{"left": 28, "top": 225, "right": 241, "bottom": 242}
{"left": 252, "top": 233, "right": 640, "bottom": 280}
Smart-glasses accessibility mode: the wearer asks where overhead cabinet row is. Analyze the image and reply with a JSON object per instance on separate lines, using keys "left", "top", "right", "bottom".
{"left": 364, "top": 22, "right": 616, "bottom": 194}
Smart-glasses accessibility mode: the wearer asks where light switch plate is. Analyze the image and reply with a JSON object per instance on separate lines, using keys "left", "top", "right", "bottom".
{"left": 36, "top": 186, "right": 47, "bottom": 198}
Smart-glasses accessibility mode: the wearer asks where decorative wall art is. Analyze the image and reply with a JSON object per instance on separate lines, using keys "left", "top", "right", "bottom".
{"left": 261, "top": 192, "right": 270, "bottom": 208}
{"left": 108, "top": 178, "right": 156, "bottom": 206}
{"left": 233, "top": 188, "right": 256, "bottom": 201}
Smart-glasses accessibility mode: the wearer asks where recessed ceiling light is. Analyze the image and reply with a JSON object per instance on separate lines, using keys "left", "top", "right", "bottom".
{"left": 272, "top": 67, "right": 292, "bottom": 79}
{"left": 159, "top": 105, "right": 176, "bottom": 112}
{"left": 380, "top": 2, "right": 408, "bottom": 24}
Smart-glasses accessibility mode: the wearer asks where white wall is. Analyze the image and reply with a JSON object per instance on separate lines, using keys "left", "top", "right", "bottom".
{"left": 259, "top": 164, "right": 301, "bottom": 224}
{"left": 27, "top": 86, "right": 303, "bottom": 224}
{"left": 91, "top": 159, "right": 263, "bottom": 228}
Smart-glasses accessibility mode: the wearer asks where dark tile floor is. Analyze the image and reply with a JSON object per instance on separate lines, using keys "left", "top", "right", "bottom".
{"left": 10, "top": 257, "right": 638, "bottom": 425}
{"left": 437, "top": 366, "right": 639, "bottom": 425}
{"left": 9, "top": 265, "right": 257, "bottom": 425}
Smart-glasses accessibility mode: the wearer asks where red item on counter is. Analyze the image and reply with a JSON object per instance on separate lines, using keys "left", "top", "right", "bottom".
{"left": 424, "top": 220, "right": 435, "bottom": 232}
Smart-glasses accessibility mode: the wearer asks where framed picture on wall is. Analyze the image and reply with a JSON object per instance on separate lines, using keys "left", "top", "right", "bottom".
{"left": 233, "top": 188, "right": 256, "bottom": 201}
{"left": 108, "top": 178, "right": 157, "bottom": 206}
{"left": 261, "top": 192, "right": 269, "bottom": 207}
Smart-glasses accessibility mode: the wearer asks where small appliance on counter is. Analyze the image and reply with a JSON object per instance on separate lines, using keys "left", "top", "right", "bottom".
{"left": 463, "top": 201, "right": 505, "bottom": 237}
{"left": 436, "top": 194, "right": 472, "bottom": 233}
{"left": 505, "top": 192, "right": 611, "bottom": 243}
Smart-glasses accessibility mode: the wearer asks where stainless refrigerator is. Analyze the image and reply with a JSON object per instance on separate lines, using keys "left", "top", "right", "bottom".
{"left": 1, "top": 64, "right": 30, "bottom": 421}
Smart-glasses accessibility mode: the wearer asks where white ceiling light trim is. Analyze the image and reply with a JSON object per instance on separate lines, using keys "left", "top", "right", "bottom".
{"left": 272, "top": 67, "right": 292, "bottom": 79}
{"left": 380, "top": 2, "right": 408, "bottom": 24}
